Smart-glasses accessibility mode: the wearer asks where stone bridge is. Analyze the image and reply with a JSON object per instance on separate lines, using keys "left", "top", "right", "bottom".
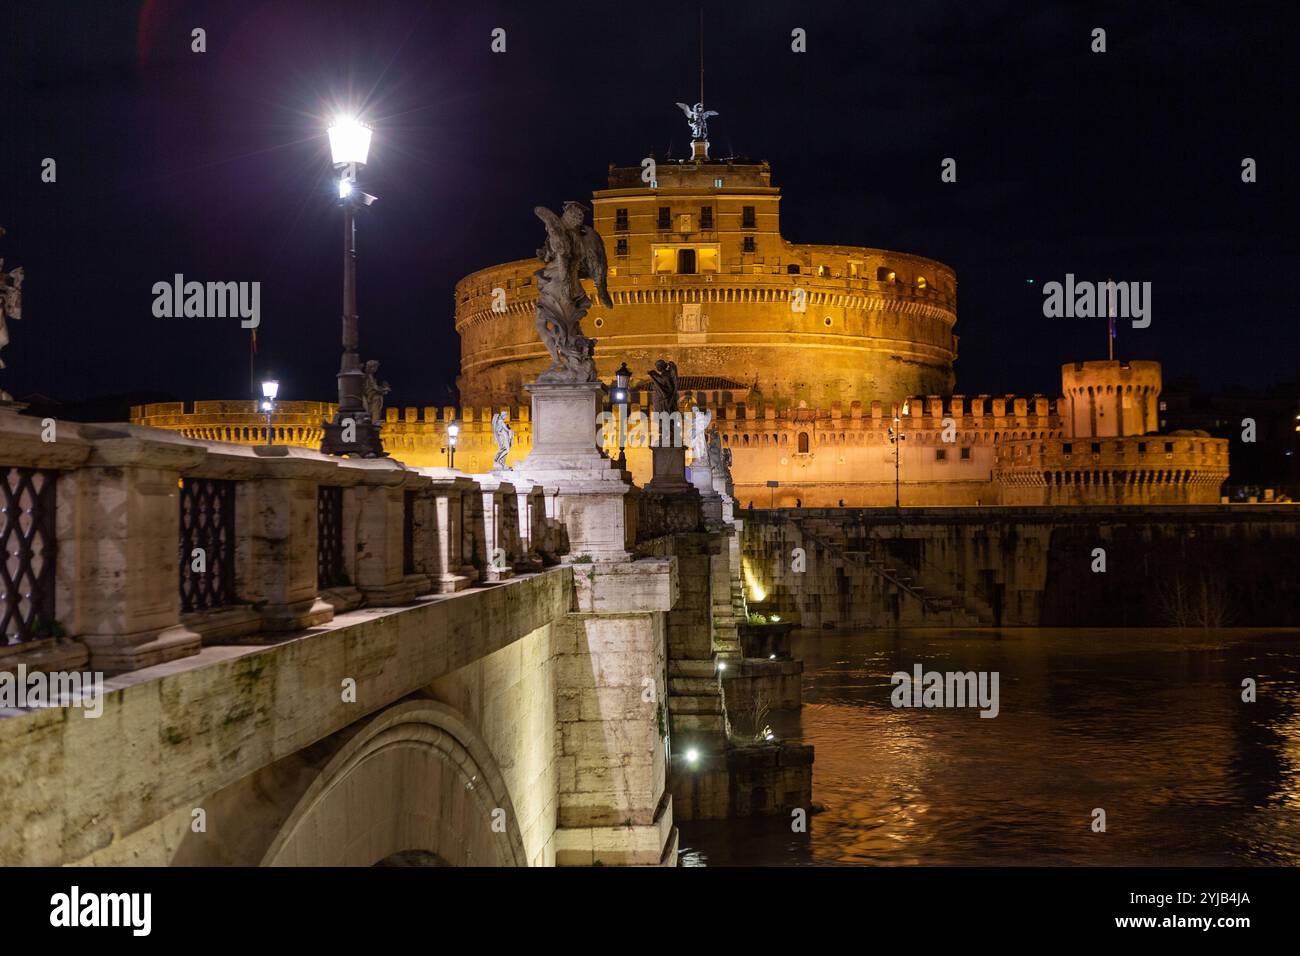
{"left": 0, "top": 406, "right": 808, "bottom": 866}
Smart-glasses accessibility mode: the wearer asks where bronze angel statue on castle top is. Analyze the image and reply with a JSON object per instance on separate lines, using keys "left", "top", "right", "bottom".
{"left": 532, "top": 201, "right": 612, "bottom": 384}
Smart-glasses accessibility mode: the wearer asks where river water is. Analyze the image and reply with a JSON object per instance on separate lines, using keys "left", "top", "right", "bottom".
{"left": 678, "top": 628, "right": 1300, "bottom": 866}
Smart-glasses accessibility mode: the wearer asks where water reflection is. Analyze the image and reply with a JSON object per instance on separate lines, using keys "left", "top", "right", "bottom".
{"left": 679, "top": 628, "right": 1300, "bottom": 866}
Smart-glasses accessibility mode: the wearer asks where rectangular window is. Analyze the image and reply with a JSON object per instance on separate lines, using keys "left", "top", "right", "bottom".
{"left": 1138, "top": 442, "right": 1147, "bottom": 454}
{"left": 742, "top": 205, "right": 756, "bottom": 229}
{"left": 742, "top": 236, "right": 756, "bottom": 253}
{"left": 700, "top": 206, "right": 713, "bottom": 229}
{"left": 615, "top": 207, "right": 629, "bottom": 231}
{"left": 1164, "top": 441, "right": 1175, "bottom": 453}
{"left": 615, "top": 237, "right": 628, "bottom": 257}
{"left": 960, "top": 446, "right": 972, "bottom": 460}
{"left": 677, "top": 248, "right": 697, "bottom": 274}
{"left": 657, "top": 207, "right": 671, "bottom": 229}
{"left": 1063, "top": 443, "right": 1073, "bottom": 454}
{"left": 935, "top": 449, "right": 947, "bottom": 462}
{"left": 1091, "top": 442, "right": 1101, "bottom": 454}
{"left": 787, "top": 264, "right": 801, "bottom": 274}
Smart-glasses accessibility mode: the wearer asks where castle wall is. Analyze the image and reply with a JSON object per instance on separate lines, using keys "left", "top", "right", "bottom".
{"left": 133, "top": 388, "right": 1227, "bottom": 508}
{"left": 742, "top": 508, "right": 1300, "bottom": 628}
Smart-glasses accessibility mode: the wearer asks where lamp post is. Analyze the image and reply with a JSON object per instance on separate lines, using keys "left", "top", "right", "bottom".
{"left": 447, "top": 419, "right": 460, "bottom": 468}
{"left": 611, "top": 362, "right": 631, "bottom": 469}
{"left": 888, "top": 401, "right": 910, "bottom": 511}
{"left": 320, "top": 115, "right": 385, "bottom": 458}
{"left": 260, "top": 379, "right": 279, "bottom": 447}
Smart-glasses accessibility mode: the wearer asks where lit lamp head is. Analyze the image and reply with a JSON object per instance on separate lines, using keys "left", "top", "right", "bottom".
{"left": 612, "top": 362, "right": 631, "bottom": 404}
{"left": 328, "top": 115, "right": 372, "bottom": 167}
{"left": 261, "top": 379, "right": 279, "bottom": 411}
{"left": 447, "top": 419, "right": 460, "bottom": 447}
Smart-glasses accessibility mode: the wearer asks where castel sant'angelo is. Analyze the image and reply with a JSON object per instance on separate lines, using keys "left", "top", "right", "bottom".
{"left": 134, "top": 108, "right": 1229, "bottom": 507}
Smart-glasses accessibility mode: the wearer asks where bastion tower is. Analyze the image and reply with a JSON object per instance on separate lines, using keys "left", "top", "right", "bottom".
{"left": 455, "top": 154, "right": 957, "bottom": 409}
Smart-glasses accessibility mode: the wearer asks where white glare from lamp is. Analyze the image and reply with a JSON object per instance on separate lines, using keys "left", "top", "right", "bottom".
{"left": 447, "top": 420, "right": 460, "bottom": 442}
{"left": 338, "top": 178, "right": 352, "bottom": 199}
{"left": 685, "top": 748, "right": 699, "bottom": 765}
{"left": 328, "top": 116, "right": 372, "bottom": 166}
{"left": 261, "top": 380, "right": 279, "bottom": 401}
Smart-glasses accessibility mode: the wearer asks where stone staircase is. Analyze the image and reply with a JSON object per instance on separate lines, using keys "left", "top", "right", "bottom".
{"left": 667, "top": 660, "right": 728, "bottom": 743}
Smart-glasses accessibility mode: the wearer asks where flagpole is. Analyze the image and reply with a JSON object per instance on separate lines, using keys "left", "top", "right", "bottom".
{"left": 1107, "top": 276, "right": 1115, "bottom": 361}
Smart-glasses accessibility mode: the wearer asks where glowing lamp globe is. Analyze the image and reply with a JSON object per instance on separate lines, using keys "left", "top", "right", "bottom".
{"left": 328, "top": 117, "right": 372, "bottom": 166}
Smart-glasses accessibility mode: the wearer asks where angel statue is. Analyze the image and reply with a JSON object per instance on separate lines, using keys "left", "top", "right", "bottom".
{"left": 676, "top": 101, "right": 718, "bottom": 142}
{"left": 533, "top": 201, "right": 612, "bottom": 384}
{"left": 361, "top": 359, "right": 391, "bottom": 424}
{"left": 707, "top": 429, "right": 726, "bottom": 475}
{"left": 491, "top": 411, "right": 514, "bottom": 470}
{"left": 688, "top": 405, "right": 713, "bottom": 463}
{"left": 0, "top": 240, "right": 24, "bottom": 402}
{"left": 647, "top": 359, "right": 679, "bottom": 414}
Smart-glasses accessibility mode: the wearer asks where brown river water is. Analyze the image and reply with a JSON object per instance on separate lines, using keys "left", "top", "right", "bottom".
{"left": 678, "top": 628, "right": 1300, "bottom": 866}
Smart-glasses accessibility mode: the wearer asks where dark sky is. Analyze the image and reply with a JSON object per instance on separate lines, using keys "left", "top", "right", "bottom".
{"left": 1, "top": 0, "right": 1296, "bottom": 411}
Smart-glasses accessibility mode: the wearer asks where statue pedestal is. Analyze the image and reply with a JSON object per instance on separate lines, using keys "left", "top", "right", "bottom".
{"left": 639, "top": 444, "right": 703, "bottom": 538}
{"left": 514, "top": 381, "right": 637, "bottom": 562}
{"left": 320, "top": 411, "right": 386, "bottom": 458}
{"left": 687, "top": 460, "right": 725, "bottom": 528}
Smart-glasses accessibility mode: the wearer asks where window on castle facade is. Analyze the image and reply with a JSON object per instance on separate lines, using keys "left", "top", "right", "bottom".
{"left": 657, "top": 207, "right": 671, "bottom": 229}
{"left": 787, "top": 264, "right": 800, "bottom": 274}
{"left": 935, "top": 449, "right": 947, "bottom": 461}
{"left": 701, "top": 206, "right": 713, "bottom": 229}
{"left": 615, "top": 208, "right": 629, "bottom": 231}
{"left": 615, "top": 238, "right": 628, "bottom": 257}
{"left": 742, "top": 206, "right": 756, "bottom": 228}
{"left": 960, "top": 446, "right": 972, "bottom": 460}
{"left": 742, "top": 236, "right": 755, "bottom": 253}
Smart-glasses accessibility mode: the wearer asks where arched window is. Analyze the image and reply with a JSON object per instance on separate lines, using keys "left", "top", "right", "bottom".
{"left": 876, "top": 266, "right": 896, "bottom": 282}
{"left": 797, "top": 431, "right": 810, "bottom": 454}
{"left": 916, "top": 276, "right": 928, "bottom": 290}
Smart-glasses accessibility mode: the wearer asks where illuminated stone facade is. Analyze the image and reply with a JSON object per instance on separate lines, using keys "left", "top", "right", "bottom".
{"left": 132, "top": 159, "right": 1229, "bottom": 507}
{"left": 456, "top": 159, "right": 957, "bottom": 410}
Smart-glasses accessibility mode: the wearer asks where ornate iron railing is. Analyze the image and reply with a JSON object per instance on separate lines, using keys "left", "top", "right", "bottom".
{"left": 179, "top": 477, "right": 236, "bottom": 613}
{"left": 1, "top": 467, "right": 58, "bottom": 644}
{"left": 317, "top": 485, "right": 346, "bottom": 588}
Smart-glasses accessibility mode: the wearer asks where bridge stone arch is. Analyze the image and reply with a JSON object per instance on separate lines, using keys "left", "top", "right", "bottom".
{"left": 261, "top": 699, "right": 527, "bottom": 867}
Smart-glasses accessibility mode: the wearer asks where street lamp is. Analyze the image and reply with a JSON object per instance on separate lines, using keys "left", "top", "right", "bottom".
{"left": 447, "top": 419, "right": 460, "bottom": 468}
{"left": 260, "top": 379, "right": 279, "bottom": 447}
{"left": 320, "top": 114, "right": 384, "bottom": 458}
{"left": 889, "top": 400, "right": 909, "bottom": 510}
{"left": 611, "top": 362, "right": 631, "bottom": 468}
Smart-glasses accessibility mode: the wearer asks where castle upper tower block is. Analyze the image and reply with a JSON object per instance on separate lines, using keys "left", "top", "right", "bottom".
{"left": 455, "top": 154, "right": 958, "bottom": 409}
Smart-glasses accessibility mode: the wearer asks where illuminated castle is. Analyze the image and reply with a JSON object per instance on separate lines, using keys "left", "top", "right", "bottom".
{"left": 132, "top": 143, "right": 1229, "bottom": 506}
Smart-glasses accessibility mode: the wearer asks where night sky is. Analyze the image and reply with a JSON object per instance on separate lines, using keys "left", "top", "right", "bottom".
{"left": 1, "top": 0, "right": 1295, "bottom": 413}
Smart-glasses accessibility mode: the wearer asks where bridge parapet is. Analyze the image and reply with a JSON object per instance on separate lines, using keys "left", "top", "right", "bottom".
{"left": 0, "top": 407, "right": 552, "bottom": 677}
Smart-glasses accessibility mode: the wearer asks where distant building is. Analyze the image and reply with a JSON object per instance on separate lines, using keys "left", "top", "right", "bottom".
{"left": 133, "top": 152, "right": 1232, "bottom": 506}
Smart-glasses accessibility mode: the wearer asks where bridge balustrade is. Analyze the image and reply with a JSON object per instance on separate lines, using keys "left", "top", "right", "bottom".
{"left": 0, "top": 409, "right": 545, "bottom": 677}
